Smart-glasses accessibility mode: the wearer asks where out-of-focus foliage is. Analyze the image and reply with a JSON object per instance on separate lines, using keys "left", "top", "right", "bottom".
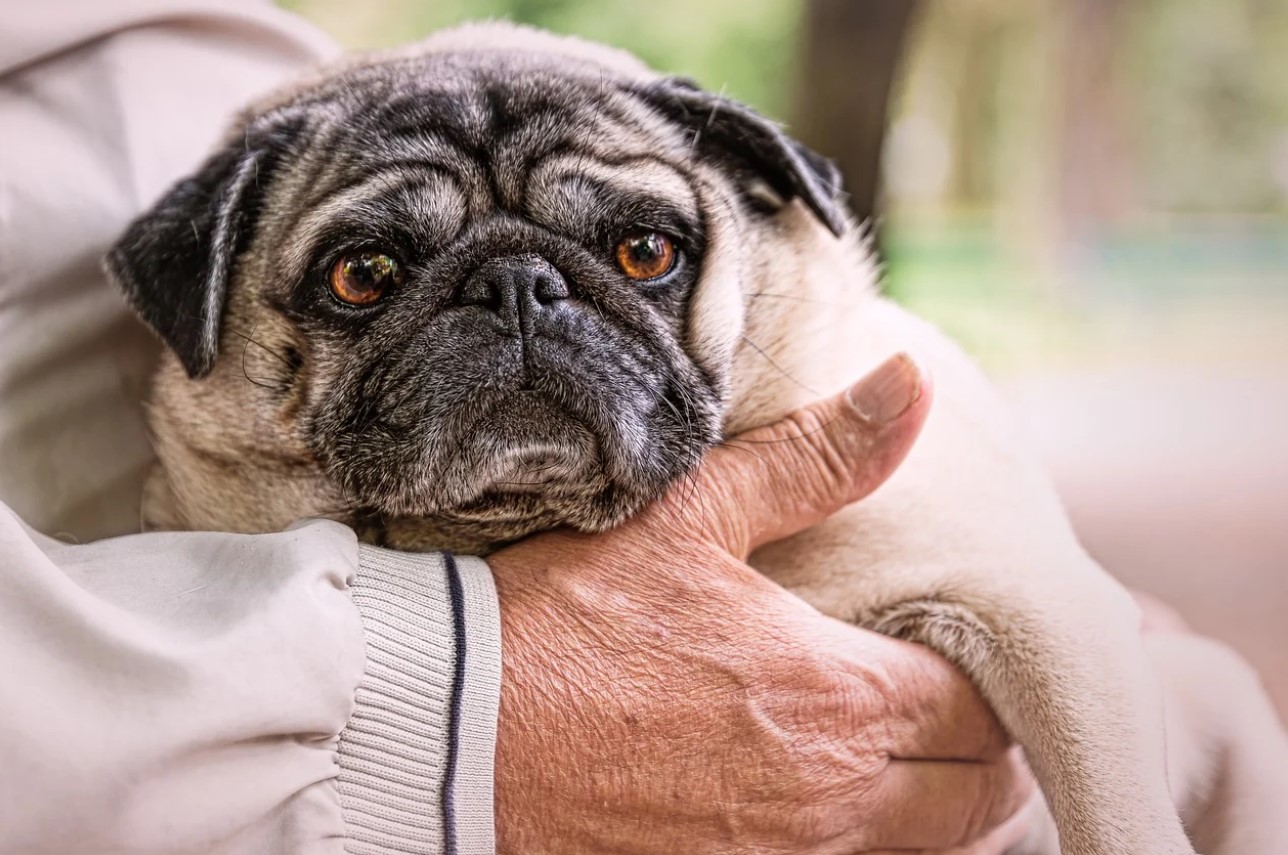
{"left": 876, "top": 0, "right": 1288, "bottom": 367}
{"left": 1130, "top": 0, "right": 1288, "bottom": 213}
{"left": 280, "top": 0, "right": 800, "bottom": 118}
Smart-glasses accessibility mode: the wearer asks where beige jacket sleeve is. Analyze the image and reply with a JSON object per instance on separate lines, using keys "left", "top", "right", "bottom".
{"left": 0, "top": 509, "right": 500, "bottom": 855}
{"left": 0, "top": 3, "right": 501, "bottom": 853}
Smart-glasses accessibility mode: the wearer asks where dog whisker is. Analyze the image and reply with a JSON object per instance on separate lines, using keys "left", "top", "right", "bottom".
{"left": 746, "top": 291, "right": 841, "bottom": 307}
{"left": 739, "top": 334, "right": 818, "bottom": 396}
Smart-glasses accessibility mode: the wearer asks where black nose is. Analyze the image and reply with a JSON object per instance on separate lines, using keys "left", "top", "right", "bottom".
{"left": 456, "top": 255, "right": 570, "bottom": 326}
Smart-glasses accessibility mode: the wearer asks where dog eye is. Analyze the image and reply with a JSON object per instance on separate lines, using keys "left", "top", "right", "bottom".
{"left": 614, "top": 232, "right": 676, "bottom": 281}
{"left": 329, "top": 251, "right": 402, "bottom": 306}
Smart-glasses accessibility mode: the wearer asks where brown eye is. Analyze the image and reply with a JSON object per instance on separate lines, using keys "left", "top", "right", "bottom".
{"left": 615, "top": 232, "right": 676, "bottom": 281}
{"left": 329, "top": 251, "right": 402, "bottom": 305}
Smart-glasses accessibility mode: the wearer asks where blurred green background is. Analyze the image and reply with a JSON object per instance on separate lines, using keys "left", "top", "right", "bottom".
{"left": 283, "top": 0, "right": 1288, "bottom": 704}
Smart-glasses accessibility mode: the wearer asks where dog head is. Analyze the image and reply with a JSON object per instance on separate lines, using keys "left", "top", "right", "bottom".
{"left": 107, "top": 23, "right": 850, "bottom": 548}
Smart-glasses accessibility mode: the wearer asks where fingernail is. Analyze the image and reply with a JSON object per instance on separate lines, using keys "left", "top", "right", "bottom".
{"left": 847, "top": 353, "right": 922, "bottom": 425}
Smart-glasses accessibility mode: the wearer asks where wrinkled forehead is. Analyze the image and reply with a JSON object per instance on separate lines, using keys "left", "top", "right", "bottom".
{"left": 274, "top": 55, "right": 702, "bottom": 247}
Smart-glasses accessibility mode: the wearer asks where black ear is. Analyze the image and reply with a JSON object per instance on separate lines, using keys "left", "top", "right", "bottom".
{"left": 644, "top": 77, "right": 847, "bottom": 237}
{"left": 105, "top": 120, "right": 297, "bottom": 378}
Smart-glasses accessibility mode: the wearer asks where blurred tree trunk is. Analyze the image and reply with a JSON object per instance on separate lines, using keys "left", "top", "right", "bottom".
{"left": 1057, "top": 0, "right": 1132, "bottom": 253}
{"left": 794, "top": 0, "right": 922, "bottom": 238}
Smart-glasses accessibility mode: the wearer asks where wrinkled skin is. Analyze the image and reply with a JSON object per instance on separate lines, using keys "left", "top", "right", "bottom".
{"left": 490, "top": 360, "right": 1037, "bottom": 855}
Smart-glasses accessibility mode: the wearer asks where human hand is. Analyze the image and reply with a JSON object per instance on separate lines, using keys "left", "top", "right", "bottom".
{"left": 490, "top": 354, "right": 1035, "bottom": 854}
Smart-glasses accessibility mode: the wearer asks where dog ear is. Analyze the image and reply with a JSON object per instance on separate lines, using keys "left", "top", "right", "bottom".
{"left": 105, "top": 120, "right": 298, "bottom": 378}
{"left": 644, "top": 77, "right": 847, "bottom": 237}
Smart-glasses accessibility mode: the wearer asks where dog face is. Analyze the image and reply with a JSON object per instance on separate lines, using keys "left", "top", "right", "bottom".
{"left": 107, "top": 24, "right": 847, "bottom": 548}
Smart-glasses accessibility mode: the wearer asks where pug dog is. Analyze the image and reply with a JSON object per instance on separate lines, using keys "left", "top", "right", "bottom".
{"left": 105, "top": 22, "right": 1288, "bottom": 855}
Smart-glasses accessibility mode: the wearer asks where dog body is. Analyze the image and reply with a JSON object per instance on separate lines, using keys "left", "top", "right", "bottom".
{"left": 109, "top": 24, "right": 1288, "bottom": 855}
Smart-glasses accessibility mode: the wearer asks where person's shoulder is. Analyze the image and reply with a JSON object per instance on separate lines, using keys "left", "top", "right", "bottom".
{"left": 0, "top": 0, "right": 339, "bottom": 79}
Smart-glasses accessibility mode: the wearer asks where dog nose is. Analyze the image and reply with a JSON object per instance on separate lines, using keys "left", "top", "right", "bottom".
{"left": 457, "top": 255, "right": 570, "bottom": 322}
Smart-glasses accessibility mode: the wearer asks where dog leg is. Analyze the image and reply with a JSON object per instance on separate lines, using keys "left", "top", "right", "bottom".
{"left": 1001, "top": 632, "right": 1288, "bottom": 855}
{"left": 736, "top": 297, "right": 1271, "bottom": 853}
{"left": 743, "top": 328, "right": 1194, "bottom": 852}
{"left": 876, "top": 564, "right": 1191, "bottom": 854}
{"left": 1147, "top": 633, "right": 1288, "bottom": 855}
{"left": 761, "top": 531, "right": 1193, "bottom": 855}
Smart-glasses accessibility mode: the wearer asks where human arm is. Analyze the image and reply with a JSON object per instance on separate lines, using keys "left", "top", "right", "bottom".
{"left": 490, "top": 355, "right": 1036, "bottom": 854}
{"left": 0, "top": 509, "right": 499, "bottom": 854}
{"left": 0, "top": 355, "right": 1031, "bottom": 855}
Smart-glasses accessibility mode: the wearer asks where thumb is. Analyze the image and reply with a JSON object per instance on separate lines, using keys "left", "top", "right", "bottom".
{"left": 687, "top": 353, "right": 932, "bottom": 558}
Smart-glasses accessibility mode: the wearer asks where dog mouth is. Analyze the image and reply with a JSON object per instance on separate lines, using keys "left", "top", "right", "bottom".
{"left": 446, "top": 390, "right": 603, "bottom": 504}
{"left": 324, "top": 333, "right": 706, "bottom": 532}
{"left": 419, "top": 389, "right": 624, "bottom": 540}
{"left": 485, "top": 444, "right": 585, "bottom": 493}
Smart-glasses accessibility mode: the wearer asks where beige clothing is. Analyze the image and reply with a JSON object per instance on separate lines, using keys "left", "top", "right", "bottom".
{"left": 0, "top": 3, "right": 501, "bottom": 853}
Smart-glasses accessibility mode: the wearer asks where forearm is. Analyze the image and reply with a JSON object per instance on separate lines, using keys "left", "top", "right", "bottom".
{"left": 0, "top": 505, "right": 501, "bottom": 854}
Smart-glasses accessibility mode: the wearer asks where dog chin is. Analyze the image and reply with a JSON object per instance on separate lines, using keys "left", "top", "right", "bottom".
{"left": 426, "top": 482, "right": 628, "bottom": 547}
{"left": 453, "top": 392, "right": 601, "bottom": 495}
{"left": 401, "top": 393, "right": 606, "bottom": 525}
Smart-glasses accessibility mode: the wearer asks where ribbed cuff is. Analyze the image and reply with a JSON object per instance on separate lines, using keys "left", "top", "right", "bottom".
{"left": 339, "top": 548, "right": 501, "bottom": 855}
